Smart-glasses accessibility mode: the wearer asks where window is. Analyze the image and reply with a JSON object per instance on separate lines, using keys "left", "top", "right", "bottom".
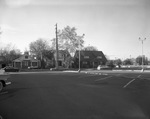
{"left": 32, "top": 62, "right": 38, "bottom": 66}
{"left": 97, "top": 56, "right": 102, "bottom": 59}
{"left": 84, "top": 56, "right": 89, "bottom": 59}
{"left": 83, "top": 61, "right": 87, "bottom": 64}
{"left": 25, "top": 56, "right": 28, "bottom": 59}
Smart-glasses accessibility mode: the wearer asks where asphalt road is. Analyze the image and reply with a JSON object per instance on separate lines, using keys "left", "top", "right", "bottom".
{"left": 0, "top": 71, "right": 150, "bottom": 119}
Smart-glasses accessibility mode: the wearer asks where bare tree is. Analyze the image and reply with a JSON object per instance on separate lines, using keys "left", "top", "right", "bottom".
{"left": 29, "top": 38, "right": 51, "bottom": 68}
{"left": 0, "top": 44, "right": 21, "bottom": 65}
{"left": 29, "top": 38, "right": 51, "bottom": 60}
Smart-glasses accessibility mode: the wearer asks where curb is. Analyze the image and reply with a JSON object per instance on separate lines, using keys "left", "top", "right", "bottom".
{"left": 84, "top": 72, "right": 108, "bottom": 75}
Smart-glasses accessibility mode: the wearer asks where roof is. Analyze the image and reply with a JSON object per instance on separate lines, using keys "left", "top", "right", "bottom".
{"left": 74, "top": 50, "right": 107, "bottom": 62}
{"left": 13, "top": 53, "right": 39, "bottom": 62}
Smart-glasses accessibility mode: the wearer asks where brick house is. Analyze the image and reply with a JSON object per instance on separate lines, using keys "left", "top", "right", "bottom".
{"left": 73, "top": 50, "right": 107, "bottom": 68}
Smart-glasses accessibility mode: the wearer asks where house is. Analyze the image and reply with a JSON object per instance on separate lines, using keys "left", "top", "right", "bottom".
{"left": 73, "top": 50, "right": 107, "bottom": 68}
{"left": 12, "top": 52, "right": 40, "bottom": 69}
{"left": 36, "top": 50, "right": 71, "bottom": 69}
{"left": 53, "top": 50, "right": 72, "bottom": 68}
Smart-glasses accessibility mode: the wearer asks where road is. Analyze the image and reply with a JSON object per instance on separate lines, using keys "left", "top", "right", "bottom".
{"left": 0, "top": 71, "right": 150, "bottom": 119}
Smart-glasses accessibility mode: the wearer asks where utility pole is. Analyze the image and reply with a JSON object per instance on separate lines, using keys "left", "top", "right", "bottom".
{"left": 139, "top": 37, "right": 146, "bottom": 72}
{"left": 0, "top": 27, "right": 2, "bottom": 34}
{"left": 78, "top": 37, "right": 81, "bottom": 72}
{"left": 55, "top": 24, "right": 59, "bottom": 69}
{"left": 0, "top": 27, "right": 2, "bottom": 38}
{"left": 0, "top": 27, "right": 2, "bottom": 45}
{"left": 78, "top": 34, "right": 85, "bottom": 72}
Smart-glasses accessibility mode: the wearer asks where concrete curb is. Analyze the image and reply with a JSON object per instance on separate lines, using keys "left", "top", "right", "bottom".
{"left": 63, "top": 70, "right": 108, "bottom": 75}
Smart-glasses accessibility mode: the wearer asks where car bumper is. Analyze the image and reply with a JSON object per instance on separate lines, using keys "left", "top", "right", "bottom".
{"left": 5, "top": 82, "right": 11, "bottom": 86}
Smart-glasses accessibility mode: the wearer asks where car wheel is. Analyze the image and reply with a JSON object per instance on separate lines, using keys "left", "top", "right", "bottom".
{"left": 0, "top": 81, "right": 3, "bottom": 92}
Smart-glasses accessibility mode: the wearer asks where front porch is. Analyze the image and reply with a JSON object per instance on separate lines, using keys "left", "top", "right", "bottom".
{"left": 13, "top": 60, "right": 40, "bottom": 69}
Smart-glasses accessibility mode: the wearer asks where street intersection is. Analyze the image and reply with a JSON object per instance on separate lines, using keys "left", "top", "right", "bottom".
{"left": 0, "top": 70, "right": 150, "bottom": 119}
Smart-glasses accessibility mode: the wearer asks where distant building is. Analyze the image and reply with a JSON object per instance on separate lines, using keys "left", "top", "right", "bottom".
{"left": 40, "top": 50, "right": 72, "bottom": 69}
{"left": 53, "top": 50, "right": 72, "bottom": 68}
{"left": 73, "top": 50, "right": 107, "bottom": 68}
{"left": 12, "top": 52, "right": 40, "bottom": 69}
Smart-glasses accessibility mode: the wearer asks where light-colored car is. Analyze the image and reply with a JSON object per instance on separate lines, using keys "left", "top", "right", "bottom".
{"left": 97, "top": 65, "right": 113, "bottom": 70}
{"left": 0, "top": 69, "right": 11, "bottom": 92}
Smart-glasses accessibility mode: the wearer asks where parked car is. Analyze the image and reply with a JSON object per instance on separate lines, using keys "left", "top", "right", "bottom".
{"left": 3, "top": 66, "right": 20, "bottom": 72}
{"left": 0, "top": 69, "right": 11, "bottom": 92}
{"left": 97, "top": 65, "right": 113, "bottom": 70}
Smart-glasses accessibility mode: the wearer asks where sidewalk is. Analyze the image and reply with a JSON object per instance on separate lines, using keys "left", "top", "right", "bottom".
{"left": 63, "top": 69, "right": 150, "bottom": 74}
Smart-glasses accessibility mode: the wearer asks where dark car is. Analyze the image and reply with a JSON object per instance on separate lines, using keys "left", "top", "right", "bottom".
{"left": 3, "top": 66, "right": 20, "bottom": 72}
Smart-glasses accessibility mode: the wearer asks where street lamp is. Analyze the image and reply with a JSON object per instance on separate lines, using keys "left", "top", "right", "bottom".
{"left": 78, "top": 34, "right": 85, "bottom": 72}
{"left": 139, "top": 37, "right": 146, "bottom": 72}
{"left": 0, "top": 27, "right": 2, "bottom": 37}
{"left": 0, "top": 27, "right": 2, "bottom": 43}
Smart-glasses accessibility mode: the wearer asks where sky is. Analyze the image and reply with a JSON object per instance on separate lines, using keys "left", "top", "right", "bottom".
{"left": 0, "top": 0, "right": 150, "bottom": 59}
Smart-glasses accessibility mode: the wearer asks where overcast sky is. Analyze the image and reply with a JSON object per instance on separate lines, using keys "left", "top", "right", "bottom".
{"left": 0, "top": 0, "right": 150, "bottom": 59}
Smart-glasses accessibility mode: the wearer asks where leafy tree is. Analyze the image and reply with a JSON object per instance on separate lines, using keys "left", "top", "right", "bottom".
{"left": 114, "top": 59, "right": 122, "bottom": 67}
{"left": 41, "top": 50, "right": 54, "bottom": 68}
{"left": 123, "top": 58, "right": 133, "bottom": 65}
{"left": 42, "top": 50, "right": 53, "bottom": 60}
{"left": 51, "top": 26, "right": 85, "bottom": 56}
{"left": 83, "top": 46, "right": 98, "bottom": 51}
{"left": 136, "top": 56, "right": 148, "bottom": 65}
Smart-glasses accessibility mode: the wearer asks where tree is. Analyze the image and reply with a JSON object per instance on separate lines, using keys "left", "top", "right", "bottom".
{"left": 0, "top": 44, "right": 21, "bottom": 65}
{"left": 123, "top": 58, "right": 133, "bottom": 65}
{"left": 29, "top": 38, "right": 50, "bottom": 59}
{"left": 106, "top": 60, "right": 115, "bottom": 68}
{"left": 51, "top": 26, "right": 85, "bottom": 56}
{"left": 29, "top": 38, "right": 51, "bottom": 68}
{"left": 136, "top": 56, "right": 148, "bottom": 65}
{"left": 83, "top": 46, "right": 98, "bottom": 51}
{"left": 114, "top": 59, "right": 122, "bottom": 67}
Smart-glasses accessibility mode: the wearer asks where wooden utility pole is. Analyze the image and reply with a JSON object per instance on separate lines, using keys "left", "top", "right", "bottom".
{"left": 78, "top": 34, "right": 85, "bottom": 72}
{"left": 55, "top": 23, "right": 59, "bottom": 69}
